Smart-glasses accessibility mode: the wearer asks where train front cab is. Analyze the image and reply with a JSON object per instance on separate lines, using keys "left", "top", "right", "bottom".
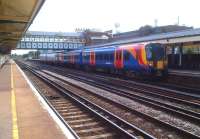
{"left": 145, "top": 43, "right": 168, "bottom": 77}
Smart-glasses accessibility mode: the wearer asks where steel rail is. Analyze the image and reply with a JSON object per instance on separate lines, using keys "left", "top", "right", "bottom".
{"left": 20, "top": 62, "right": 155, "bottom": 139}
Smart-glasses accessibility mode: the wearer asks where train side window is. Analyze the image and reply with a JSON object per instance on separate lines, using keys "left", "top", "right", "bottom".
{"left": 99, "top": 54, "right": 102, "bottom": 60}
{"left": 107, "top": 54, "right": 110, "bottom": 61}
{"left": 102, "top": 54, "right": 104, "bottom": 61}
{"left": 110, "top": 54, "right": 113, "bottom": 61}
{"left": 84, "top": 55, "right": 86, "bottom": 61}
{"left": 108, "top": 54, "right": 111, "bottom": 61}
{"left": 96, "top": 54, "right": 98, "bottom": 60}
{"left": 108, "top": 54, "right": 110, "bottom": 61}
{"left": 98, "top": 54, "right": 100, "bottom": 60}
{"left": 86, "top": 53, "right": 88, "bottom": 61}
{"left": 105, "top": 54, "right": 108, "bottom": 61}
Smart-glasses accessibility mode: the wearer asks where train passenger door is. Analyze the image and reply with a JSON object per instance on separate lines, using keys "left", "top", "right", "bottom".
{"left": 90, "top": 51, "right": 95, "bottom": 66}
{"left": 114, "top": 49, "right": 123, "bottom": 69}
{"left": 60, "top": 53, "right": 64, "bottom": 63}
{"left": 70, "top": 54, "right": 75, "bottom": 64}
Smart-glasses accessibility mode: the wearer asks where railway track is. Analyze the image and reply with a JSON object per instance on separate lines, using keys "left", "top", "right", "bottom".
{"left": 55, "top": 72, "right": 200, "bottom": 118}
{"left": 29, "top": 61, "right": 200, "bottom": 107}
{"left": 33, "top": 59, "right": 200, "bottom": 95}
{"left": 41, "top": 69, "right": 200, "bottom": 138}
{"left": 18, "top": 61, "right": 200, "bottom": 139}
{"left": 30, "top": 60, "right": 200, "bottom": 98}
{"left": 19, "top": 62, "right": 155, "bottom": 139}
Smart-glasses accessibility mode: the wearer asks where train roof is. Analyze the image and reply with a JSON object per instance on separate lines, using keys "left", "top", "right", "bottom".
{"left": 83, "top": 40, "right": 148, "bottom": 49}
{"left": 84, "top": 46, "right": 115, "bottom": 52}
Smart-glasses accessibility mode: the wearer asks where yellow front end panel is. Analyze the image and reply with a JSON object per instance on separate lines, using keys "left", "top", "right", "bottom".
{"left": 157, "top": 61, "right": 164, "bottom": 70}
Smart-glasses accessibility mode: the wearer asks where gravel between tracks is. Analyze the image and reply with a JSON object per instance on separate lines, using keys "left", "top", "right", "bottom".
{"left": 20, "top": 61, "right": 200, "bottom": 139}
{"left": 24, "top": 71, "right": 120, "bottom": 138}
{"left": 42, "top": 70, "right": 200, "bottom": 139}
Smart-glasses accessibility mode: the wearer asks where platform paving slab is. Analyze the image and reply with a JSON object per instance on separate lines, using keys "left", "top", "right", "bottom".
{"left": 0, "top": 61, "right": 67, "bottom": 139}
{"left": 0, "top": 63, "right": 12, "bottom": 139}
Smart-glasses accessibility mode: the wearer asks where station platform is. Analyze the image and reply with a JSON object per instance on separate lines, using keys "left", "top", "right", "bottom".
{"left": 169, "top": 69, "right": 200, "bottom": 78}
{"left": 0, "top": 60, "right": 67, "bottom": 139}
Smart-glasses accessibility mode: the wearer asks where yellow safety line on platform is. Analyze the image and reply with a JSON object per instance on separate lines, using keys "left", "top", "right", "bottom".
{"left": 11, "top": 64, "right": 19, "bottom": 139}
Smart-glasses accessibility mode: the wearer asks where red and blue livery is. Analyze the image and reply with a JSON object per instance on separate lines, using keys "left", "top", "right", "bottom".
{"left": 40, "top": 42, "right": 168, "bottom": 77}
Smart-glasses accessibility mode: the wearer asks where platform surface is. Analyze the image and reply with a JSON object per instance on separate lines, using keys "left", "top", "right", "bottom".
{"left": 169, "top": 69, "right": 200, "bottom": 77}
{"left": 0, "top": 61, "right": 67, "bottom": 139}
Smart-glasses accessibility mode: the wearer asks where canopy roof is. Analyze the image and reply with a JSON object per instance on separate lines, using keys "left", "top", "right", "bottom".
{"left": 0, "top": 0, "right": 45, "bottom": 54}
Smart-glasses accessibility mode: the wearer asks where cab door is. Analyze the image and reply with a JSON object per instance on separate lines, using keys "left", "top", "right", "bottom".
{"left": 114, "top": 49, "right": 123, "bottom": 69}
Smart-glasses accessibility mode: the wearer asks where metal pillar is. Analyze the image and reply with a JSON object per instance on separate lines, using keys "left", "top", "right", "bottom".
{"left": 179, "top": 44, "right": 183, "bottom": 67}
{"left": 171, "top": 45, "right": 175, "bottom": 68}
{"left": 0, "top": 54, "right": 2, "bottom": 67}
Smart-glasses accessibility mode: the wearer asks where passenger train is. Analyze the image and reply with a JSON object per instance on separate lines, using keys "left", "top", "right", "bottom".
{"left": 39, "top": 42, "right": 168, "bottom": 78}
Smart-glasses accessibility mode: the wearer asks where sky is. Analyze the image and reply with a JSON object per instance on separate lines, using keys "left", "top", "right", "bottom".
{"left": 12, "top": 0, "right": 200, "bottom": 54}
{"left": 28, "top": 0, "right": 200, "bottom": 32}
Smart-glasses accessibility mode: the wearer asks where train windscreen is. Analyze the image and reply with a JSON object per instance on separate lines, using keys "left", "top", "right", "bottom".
{"left": 146, "top": 44, "right": 165, "bottom": 61}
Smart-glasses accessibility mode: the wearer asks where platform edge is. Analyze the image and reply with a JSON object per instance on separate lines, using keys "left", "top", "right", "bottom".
{"left": 15, "top": 62, "right": 76, "bottom": 139}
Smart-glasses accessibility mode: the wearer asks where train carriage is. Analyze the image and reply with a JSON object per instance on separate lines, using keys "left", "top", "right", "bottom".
{"left": 90, "top": 46, "right": 115, "bottom": 69}
{"left": 64, "top": 50, "right": 82, "bottom": 67}
{"left": 83, "top": 43, "right": 167, "bottom": 76}
{"left": 39, "top": 42, "right": 168, "bottom": 78}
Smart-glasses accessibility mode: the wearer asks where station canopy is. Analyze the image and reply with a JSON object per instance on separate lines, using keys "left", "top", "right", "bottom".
{"left": 0, "top": 0, "right": 45, "bottom": 54}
